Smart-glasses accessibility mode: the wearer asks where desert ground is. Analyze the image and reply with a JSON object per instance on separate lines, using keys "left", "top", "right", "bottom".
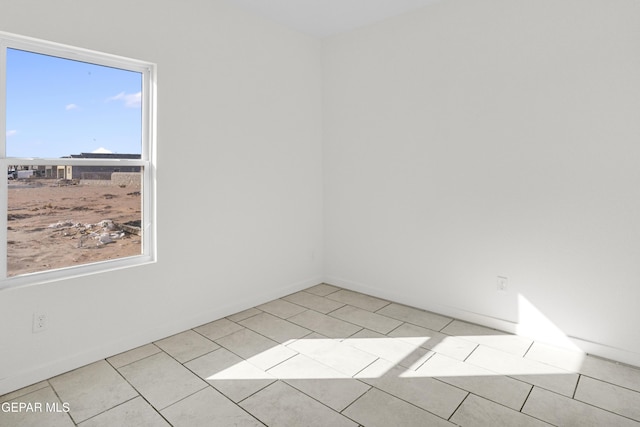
{"left": 7, "top": 179, "right": 142, "bottom": 277}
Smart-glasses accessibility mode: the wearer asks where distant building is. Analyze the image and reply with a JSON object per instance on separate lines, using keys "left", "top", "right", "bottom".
{"left": 64, "top": 153, "right": 142, "bottom": 180}
{"left": 8, "top": 154, "right": 142, "bottom": 180}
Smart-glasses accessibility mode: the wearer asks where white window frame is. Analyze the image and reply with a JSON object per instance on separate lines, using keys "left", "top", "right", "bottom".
{"left": 0, "top": 31, "right": 157, "bottom": 290}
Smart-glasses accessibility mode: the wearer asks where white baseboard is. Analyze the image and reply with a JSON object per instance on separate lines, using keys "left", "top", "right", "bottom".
{"left": 0, "top": 275, "right": 323, "bottom": 396}
{"left": 324, "top": 275, "right": 640, "bottom": 368}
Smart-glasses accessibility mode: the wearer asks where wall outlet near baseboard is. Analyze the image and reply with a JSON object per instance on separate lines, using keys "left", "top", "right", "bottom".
{"left": 497, "top": 276, "right": 508, "bottom": 293}
{"left": 33, "top": 313, "right": 47, "bottom": 333}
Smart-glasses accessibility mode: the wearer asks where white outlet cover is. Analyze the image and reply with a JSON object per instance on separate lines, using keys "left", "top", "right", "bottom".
{"left": 32, "top": 313, "right": 47, "bottom": 333}
{"left": 497, "top": 276, "right": 508, "bottom": 293}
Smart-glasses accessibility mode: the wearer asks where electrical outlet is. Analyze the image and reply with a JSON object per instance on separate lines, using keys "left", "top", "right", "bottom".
{"left": 33, "top": 312, "right": 47, "bottom": 333}
{"left": 497, "top": 276, "right": 508, "bottom": 293}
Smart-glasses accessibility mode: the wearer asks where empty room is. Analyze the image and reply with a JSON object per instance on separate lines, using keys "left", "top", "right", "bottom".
{"left": 1, "top": 0, "right": 639, "bottom": 425}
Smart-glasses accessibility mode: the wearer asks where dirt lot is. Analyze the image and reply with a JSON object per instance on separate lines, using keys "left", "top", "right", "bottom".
{"left": 7, "top": 179, "right": 142, "bottom": 277}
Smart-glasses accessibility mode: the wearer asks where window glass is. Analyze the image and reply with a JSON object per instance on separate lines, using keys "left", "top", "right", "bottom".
{"left": 6, "top": 48, "right": 142, "bottom": 157}
{"left": 7, "top": 166, "right": 143, "bottom": 277}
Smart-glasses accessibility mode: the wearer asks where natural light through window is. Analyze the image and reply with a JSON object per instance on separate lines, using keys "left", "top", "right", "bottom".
{"left": 0, "top": 32, "right": 156, "bottom": 287}
{"left": 198, "top": 335, "right": 584, "bottom": 382}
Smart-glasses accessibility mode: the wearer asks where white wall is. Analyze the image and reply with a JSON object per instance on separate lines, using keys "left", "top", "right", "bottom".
{"left": 0, "top": 0, "right": 323, "bottom": 394}
{"left": 323, "top": 0, "right": 640, "bottom": 365}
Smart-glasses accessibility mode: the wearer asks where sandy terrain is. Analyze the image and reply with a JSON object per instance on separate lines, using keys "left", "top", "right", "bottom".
{"left": 7, "top": 179, "right": 142, "bottom": 277}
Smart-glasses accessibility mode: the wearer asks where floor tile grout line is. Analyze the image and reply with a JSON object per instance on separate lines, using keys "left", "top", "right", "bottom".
{"left": 254, "top": 300, "right": 308, "bottom": 320}
{"left": 567, "top": 373, "right": 640, "bottom": 420}
{"left": 288, "top": 301, "right": 348, "bottom": 316}
{"left": 325, "top": 304, "right": 406, "bottom": 334}
{"left": 397, "top": 318, "right": 454, "bottom": 334}
{"left": 386, "top": 322, "right": 406, "bottom": 336}
{"left": 341, "top": 330, "right": 436, "bottom": 373}
{"left": 120, "top": 390, "right": 174, "bottom": 427}
{"left": 410, "top": 349, "right": 435, "bottom": 371}
{"left": 282, "top": 289, "right": 350, "bottom": 308}
{"left": 191, "top": 319, "right": 249, "bottom": 343}
{"left": 154, "top": 382, "right": 208, "bottom": 412}
{"left": 208, "top": 338, "right": 281, "bottom": 372}
{"left": 237, "top": 312, "right": 315, "bottom": 343}
{"left": 515, "top": 393, "right": 560, "bottom": 427}
{"left": 462, "top": 344, "right": 480, "bottom": 363}
{"left": 337, "top": 386, "right": 367, "bottom": 417}
{"left": 577, "top": 372, "right": 640, "bottom": 395}
{"left": 300, "top": 290, "right": 342, "bottom": 299}
{"left": 324, "top": 293, "right": 391, "bottom": 313}
{"left": 0, "top": 381, "right": 50, "bottom": 404}
{"left": 120, "top": 346, "right": 213, "bottom": 407}
{"left": 243, "top": 379, "right": 360, "bottom": 425}
{"left": 343, "top": 326, "right": 365, "bottom": 340}
{"left": 176, "top": 345, "right": 224, "bottom": 365}
{"left": 316, "top": 285, "right": 343, "bottom": 297}
{"left": 376, "top": 300, "right": 393, "bottom": 312}
{"left": 44, "top": 379, "right": 77, "bottom": 425}
{"left": 177, "top": 350, "right": 276, "bottom": 406}
{"left": 107, "top": 354, "right": 181, "bottom": 426}
{"left": 71, "top": 394, "right": 141, "bottom": 426}
{"left": 289, "top": 303, "right": 349, "bottom": 318}
{"left": 361, "top": 385, "right": 458, "bottom": 424}
{"left": 351, "top": 357, "right": 381, "bottom": 378}
{"left": 518, "top": 384, "right": 534, "bottom": 413}
{"left": 438, "top": 317, "right": 455, "bottom": 332}
{"left": 457, "top": 346, "right": 581, "bottom": 397}
{"left": 374, "top": 301, "right": 454, "bottom": 321}
{"left": 447, "top": 390, "right": 471, "bottom": 421}
{"left": 54, "top": 362, "right": 141, "bottom": 425}
{"left": 325, "top": 304, "right": 347, "bottom": 316}
{"left": 231, "top": 316, "right": 310, "bottom": 347}
{"left": 263, "top": 350, "right": 303, "bottom": 373}
{"left": 463, "top": 387, "right": 556, "bottom": 427}
{"left": 365, "top": 306, "right": 456, "bottom": 332}
{"left": 431, "top": 376, "right": 535, "bottom": 418}
{"left": 184, "top": 384, "right": 270, "bottom": 427}
{"left": 572, "top": 374, "right": 581, "bottom": 399}
{"left": 105, "top": 344, "right": 162, "bottom": 370}
{"left": 281, "top": 377, "right": 370, "bottom": 422}
{"left": 225, "top": 307, "right": 264, "bottom": 323}
{"left": 235, "top": 379, "right": 278, "bottom": 406}
{"left": 522, "top": 339, "right": 536, "bottom": 359}
{"left": 276, "top": 337, "right": 383, "bottom": 378}
{"left": 214, "top": 334, "right": 300, "bottom": 374}
{"left": 325, "top": 305, "right": 392, "bottom": 332}
{"left": 532, "top": 385, "right": 640, "bottom": 424}
{"left": 571, "top": 394, "right": 640, "bottom": 425}
{"left": 150, "top": 344, "right": 211, "bottom": 377}
{"left": 156, "top": 327, "right": 221, "bottom": 351}
{"left": 286, "top": 308, "right": 365, "bottom": 336}
{"left": 329, "top": 302, "right": 393, "bottom": 316}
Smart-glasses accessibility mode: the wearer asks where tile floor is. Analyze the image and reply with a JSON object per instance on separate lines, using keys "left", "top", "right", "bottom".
{"left": 3, "top": 283, "right": 640, "bottom": 426}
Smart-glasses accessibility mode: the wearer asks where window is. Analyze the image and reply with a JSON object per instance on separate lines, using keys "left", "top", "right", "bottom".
{"left": 0, "top": 32, "right": 156, "bottom": 288}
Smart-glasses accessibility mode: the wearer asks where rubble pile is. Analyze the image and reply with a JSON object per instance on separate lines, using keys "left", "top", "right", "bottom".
{"left": 48, "top": 219, "right": 129, "bottom": 248}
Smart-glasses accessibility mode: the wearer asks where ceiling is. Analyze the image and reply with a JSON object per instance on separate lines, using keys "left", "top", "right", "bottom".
{"left": 224, "top": 0, "right": 442, "bottom": 38}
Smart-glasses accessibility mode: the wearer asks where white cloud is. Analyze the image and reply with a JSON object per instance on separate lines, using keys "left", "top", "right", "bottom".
{"left": 6, "top": 130, "right": 18, "bottom": 137}
{"left": 65, "top": 103, "right": 79, "bottom": 111}
{"left": 107, "top": 91, "right": 141, "bottom": 108}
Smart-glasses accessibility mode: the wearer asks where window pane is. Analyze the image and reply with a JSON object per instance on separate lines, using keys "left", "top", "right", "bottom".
{"left": 7, "top": 166, "right": 143, "bottom": 277}
{"left": 5, "top": 48, "right": 142, "bottom": 158}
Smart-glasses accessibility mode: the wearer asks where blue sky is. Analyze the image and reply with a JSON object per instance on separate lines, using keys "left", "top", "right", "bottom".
{"left": 5, "top": 48, "right": 142, "bottom": 158}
